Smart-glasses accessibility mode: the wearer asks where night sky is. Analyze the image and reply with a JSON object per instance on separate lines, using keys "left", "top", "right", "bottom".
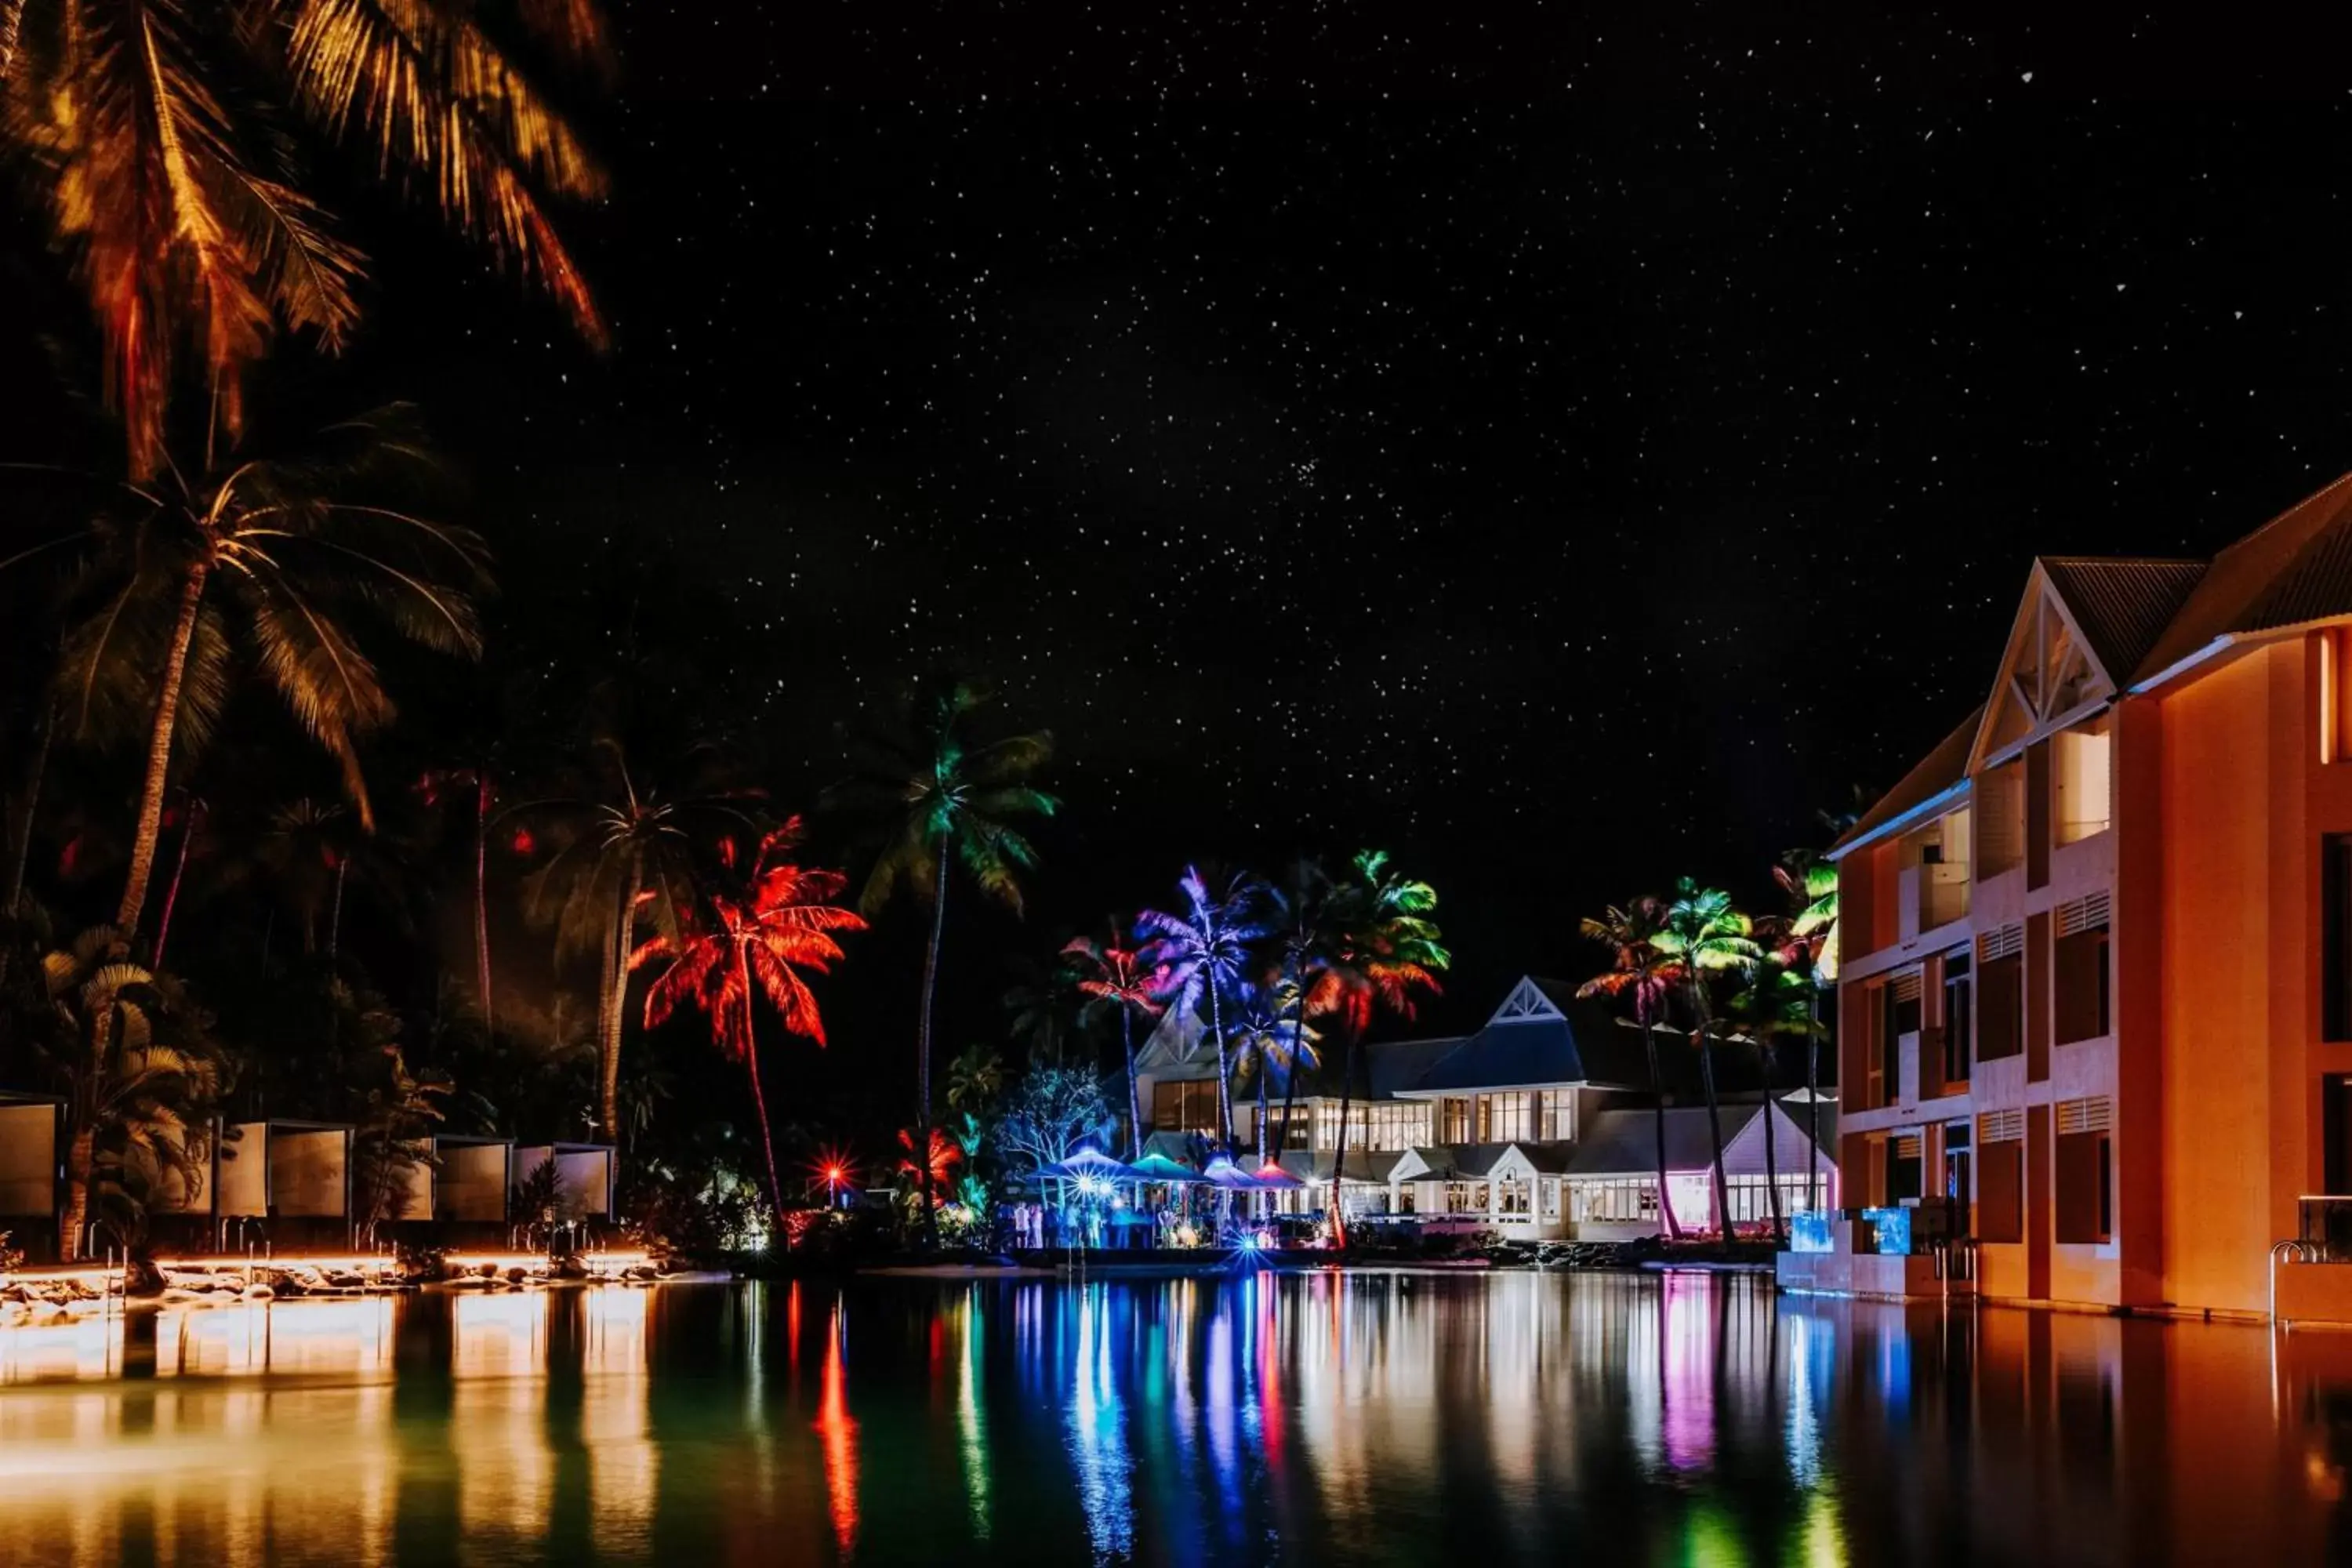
{"left": 14, "top": 9, "right": 2352, "bottom": 1076}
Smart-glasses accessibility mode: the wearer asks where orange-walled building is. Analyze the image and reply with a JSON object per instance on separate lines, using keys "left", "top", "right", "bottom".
{"left": 1817, "top": 474, "right": 2352, "bottom": 1323}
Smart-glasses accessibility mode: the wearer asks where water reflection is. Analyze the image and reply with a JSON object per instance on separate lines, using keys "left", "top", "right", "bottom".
{"left": 2, "top": 1276, "right": 2352, "bottom": 1563}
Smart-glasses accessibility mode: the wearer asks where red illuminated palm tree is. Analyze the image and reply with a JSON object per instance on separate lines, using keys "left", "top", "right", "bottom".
{"left": 633, "top": 818, "right": 866, "bottom": 1215}
{"left": 1580, "top": 895, "right": 1687, "bottom": 1241}
{"left": 1064, "top": 920, "right": 1168, "bottom": 1159}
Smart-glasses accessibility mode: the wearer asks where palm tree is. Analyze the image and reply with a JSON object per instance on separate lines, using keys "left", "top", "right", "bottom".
{"left": 945, "top": 1044, "right": 1006, "bottom": 1115}
{"left": 1653, "top": 879, "right": 1762, "bottom": 1238}
{"left": 1001, "top": 951, "right": 1081, "bottom": 1066}
{"left": 632, "top": 818, "right": 866, "bottom": 1216}
{"left": 835, "top": 681, "right": 1054, "bottom": 1231}
{"left": 1, "top": 0, "right": 610, "bottom": 481}
{"left": 421, "top": 763, "right": 499, "bottom": 1035}
{"left": 1725, "top": 955, "right": 1827, "bottom": 1245}
{"left": 1064, "top": 920, "right": 1167, "bottom": 1159}
{"left": 1229, "top": 976, "right": 1313, "bottom": 1166}
{"left": 1773, "top": 848, "right": 1842, "bottom": 1210}
{"left": 519, "top": 736, "right": 760, "bottom": 1142}
{"left": 258, "top": 798, "right": 352, "bottom": 958}
{"left": 1579, "top": 896, "right": 1687, "bottom": 1241}
{"left": 1311, "top": 850, "right": 1448, "bottom": 1243}
{"left": 37, "top": 926, "right": 228, "bottom": 1257}
{"left": 20, "top": 409, "right": 492, "bottom": 942}
{"left": 1137, "top": 866, "right": 1273, "bottom": 1155}
{"left": 1261, "top": 857, "right": 1334, "bottom": 1160}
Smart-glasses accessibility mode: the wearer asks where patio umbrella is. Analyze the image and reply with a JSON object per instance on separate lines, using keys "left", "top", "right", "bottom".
{"left": 1249, "top": 1163, "right": 1305, "bottom": 1191}
{"left": 1200, "top": 1159, "right": 1261, "bottom": 1191}
{"left": 1044, "top": 1146, "right": 1139, "bottom": 1182}
{"left": 1126, "top": 1152, "right": 1202, "bottom": 1184}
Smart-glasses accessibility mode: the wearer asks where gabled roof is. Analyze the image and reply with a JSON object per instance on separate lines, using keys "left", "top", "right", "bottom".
{"left": 1830, "top": 707, "right": 1981, "bottom": 858}
{"left": 1276, "top": 1149, "right": 1404, "bottom": 1185}
{"left": 2038, "top": 557, "right": 2208, "bottom": 683}
{"left": 1566, "top": 1102, "right": 1835, "bottom": 1177}
{"left": 1403, "top": 975, "right": 1646, "bottom": 1093}
{"left": 2134, "top": 473, "right": 2352, "bottom": 681}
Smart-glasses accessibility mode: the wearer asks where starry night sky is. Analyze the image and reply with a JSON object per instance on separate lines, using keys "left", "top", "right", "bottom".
{"left": 18, "top": 9, "right": 2352, "bottom": 1065}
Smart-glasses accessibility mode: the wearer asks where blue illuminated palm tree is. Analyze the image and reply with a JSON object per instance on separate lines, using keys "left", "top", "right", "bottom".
{"left": 1136, "top": 866, "right": 1274, "bottom": 1153}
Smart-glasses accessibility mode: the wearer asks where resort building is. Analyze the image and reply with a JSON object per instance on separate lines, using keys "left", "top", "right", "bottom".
{"left": 1797, "top": 474, "right": 2352, "bottom": 1323}
{"left": 1137, "top": 975, "right": 1833, "bottom": 1240}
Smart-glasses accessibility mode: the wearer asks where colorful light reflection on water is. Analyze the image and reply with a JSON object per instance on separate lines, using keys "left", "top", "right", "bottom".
{"left": 2, "top": 1272, "right": 2350, "bottom": 1564}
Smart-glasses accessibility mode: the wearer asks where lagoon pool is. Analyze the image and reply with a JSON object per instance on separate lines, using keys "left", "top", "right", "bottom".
{"left": 0, "top": 1271, "right": 2344, "bottom": 1564}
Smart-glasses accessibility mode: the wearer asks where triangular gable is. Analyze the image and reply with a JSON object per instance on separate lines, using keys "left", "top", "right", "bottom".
{"left": 1488, "top": 976, "right": 1566, "bottom": 1026}
{"left": 1134, "top": 1004, "right": 1209, "bottom": 1070}
{"left": 1388, "top": 1147, "right": 1448, "bottom": 1182}
{"left": 1718, "top": 1102, "right": 1835, "bottom": 1178}
{"left": 1970, "top": 564, "right": 2118, "bottom": 772}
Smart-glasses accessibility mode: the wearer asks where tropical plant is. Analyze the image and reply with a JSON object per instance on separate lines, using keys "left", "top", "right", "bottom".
{"left": 257, "top": 797, "right": 354, "bottom": 957}
{"left": 1137, "top": 866, "right": 1272, "bottom": 1153}
{"left": 0, "top": 0, "right": 610, "bottom": 482}
{"left": 990, "top": 1063, "right": 1113, "bottom": 1180}
{"left": 36, "top": 926, "right": 228, "bottom": 1256}
{"left": 1578, "top": 895, "right": 1686, "bottom": 1240}
{"left": 1773, "top": 846, "right": 1842, "bottom": 1210}
{"left": 1653, "top": 879, "right": 1761, "bottom": 1237}
{"left": 420, "top": 763, "right": 499, "bottom": 1035}
{"left": 1723, "top": 955, "right": 1825, "bottom": 1243}
{"left": 631, "top": 817, "right": 865, "bottom": 1218}
{"left": 1259, "top": 857, "right": 1334, "bottom": 1160}
{"left": 834, "top": 681, "right": 1054, "bottom": 1231}
{"left": 520, "top": 735, "right": 760, "bottom": 1142}
{"left": 1001, "top": 951, "right": 1081, "bottom": 1065}
{"left": 1063, "top": 920, "right": 1167, "bottom": 1158}
{"left": 1229, "top": 976, "right": 1314, "bottom": 1166}
{"left": 1309, "top": 850, "right": 1447, "bottom": 1243}
{"left": 352, "top": 1044, "right": 449, "bottom": 1242}
{"left": 946, "top": 1044, "right": 1004, "bottom": 1114}
{"left": 20, "top": 409, "right": 492, "bottom": 943}
{"left": 893, "top": 1123, "right": 964, "bottom": 1224}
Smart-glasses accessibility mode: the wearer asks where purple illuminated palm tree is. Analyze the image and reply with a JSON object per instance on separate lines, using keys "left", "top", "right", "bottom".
{"left": 1136, "top": 867, "right": 1275, "bottom": 1154}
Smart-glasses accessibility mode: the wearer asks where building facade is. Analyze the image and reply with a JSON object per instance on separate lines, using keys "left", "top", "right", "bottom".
{"left": 1136, "top": 975, "right": 1831, "bottom": 1240}
{"left": 1819, "top": 474, "right": 2352, "bottom": 1320}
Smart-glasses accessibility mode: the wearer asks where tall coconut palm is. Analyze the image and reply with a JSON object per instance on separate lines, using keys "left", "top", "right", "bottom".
{"left": 518, "top": 736, "right": 760, "bottom": 1143}
{"left": 21, "top": 409, "right": 492, "bottom": 942}
{"left": 1229, "top": 975, "right": 1314, "bottom": 1167}
{"left": 1261, "top": 857, "right": 1334, "bottom": 1160}
{"left": 37, "top": 926, "right": 227, "bottom": 1257}
{"left": 1578, "top": 896, "right": 1686, "bottom": 1241}
{"left": 1653, "top": 879, "right": 1761, "bottom": 1238}
{"left": 0, "top": 0, "right": 610, "bottom": 482}
{"left": 1773, "top": 848, "right": 1842, "bottom": 1210}
{"left": 834, "top": 681, "right": 1054, "bottom": 1231}
{"left": 1137, "top": 866, "right": 1273, "bottom": 1155}
{"left": 1311, "top": 850, "right": 1447, "bottom": 1244}
{"left": 1064, "top": 920, "right": 1167, "bottom": 1160}
{"left": 631, "top": 818, "right": 866, "bottom": 1216}
{"left": 1725, "top": 954, "right": 1826, "bottom": 1245}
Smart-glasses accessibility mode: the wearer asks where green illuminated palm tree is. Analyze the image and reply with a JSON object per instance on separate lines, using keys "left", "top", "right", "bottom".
{"left": 1309, "top": 850, "right": 1447, "bottom": 1243}
{"left": 1653, "top": 878, "right": 1761, "bottom": 1237}
{"left": 1724, "top": 955, "right": 1824, "bottom": 1243}
{"left": 1773, "top": 848, "right": 1842, "bottom": 1210}
{"left": 836, "top": 681, "right": 1054, "bottom": 1229}
{"left": 1578, "top": 895, "right": 1686, "bottom": 1241}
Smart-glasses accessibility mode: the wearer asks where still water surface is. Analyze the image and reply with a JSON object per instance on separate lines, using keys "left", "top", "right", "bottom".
{"left": 0, "top": 1271, "right": 2347, "bottom": 1565}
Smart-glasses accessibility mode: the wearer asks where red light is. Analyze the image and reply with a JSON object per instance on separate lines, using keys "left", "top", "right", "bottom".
{"left": 510, "top": 828, "right": 535, "bottom": 855}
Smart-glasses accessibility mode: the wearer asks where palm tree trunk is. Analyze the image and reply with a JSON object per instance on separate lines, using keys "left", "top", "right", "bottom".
{"left": 1328, "top": 1025, "right": 1359, "bottom": 1247}
{"left": 1207, "top": 981, "right": 1234, "bottom": 1155}
{"left": 740, "top": 953, "right": 785, "bottom": 1219}
{"left": 1642, "top": 1002, "right": 1683, "bottom": 1241}
{"left": 1255, "top": 1055, "right": 1269, "bottom": 1165}
{"left": 1697, "top": 1029, "right": 1731, "bottom": 1240}
{"left": 1758, "top": 1040, "right": 1784, "bottom": 1244}
{"left": 1274, "top": 1000, "right": 1306, "bottom": 1157}
{"left": 474, "top": 775, "right": 494, "bottom": 1036}
{"left": 915, "top": 843, "right": 949, "bottom": 1244}
{"left": 1121, "top": 1007, "right": 1142, "bottom": 1160}
{"left": 328, "top": 857, "right": 348, "bottom": 960}
{"left": 151, "top": 797, "right": 201, "bottom": 969}
{"left": 4, "top": 699, "right": 53, "bottom": 920}
{"left": 116, "top": 564, "right": 209, "bottom": 936}
{"left": 59, "top": 1124, "right": 95, "bottom": 1260}
{"left": 599, "top": 862, "right": 640, "bottom": 1141}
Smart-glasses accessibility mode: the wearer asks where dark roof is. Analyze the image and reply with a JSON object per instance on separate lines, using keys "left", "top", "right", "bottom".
{"left": 1277, "top": 1149, "right": 1403, "bottom": 1184}
{"left": 1410, "top": 994, "right": 1643, "bottom": 1093}
{"left": 1567, "top": 1105, "right": 1763, "bottom": 1176}
{"left": 2038, "top": 557, "right": 2208, "bottom": 681}
{"left": 1830, "top": 706, "right": 1981, "bottom": 857}
{"left": 2135, "top": 473, "right": 2352, "bottom": 680}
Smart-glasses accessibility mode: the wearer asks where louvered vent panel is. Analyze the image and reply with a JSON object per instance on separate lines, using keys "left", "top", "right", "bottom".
{"left": 1980, "top": 924, "right": 2025, "bottom": 962}
{"left": 1893, "top": 1134, "right": 1922, "bottom": 1159}
{"left": 1979, "top": 1108, "right": 2026, "bottom": 1142}
{"left": 2057, "top": 1097, "right": 2113, "bottom": 1135}
{"left": 2058, "top": 891, "right": 2113, "bottom": 937}
{"left": 1894, "top": 971, "right": 1924, "bottom": 1004}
